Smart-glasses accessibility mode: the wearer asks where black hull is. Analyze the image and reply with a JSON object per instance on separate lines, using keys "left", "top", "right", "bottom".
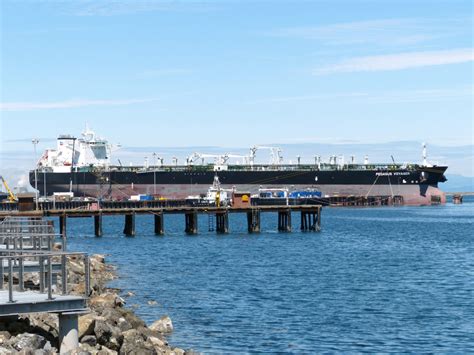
{"left": 29, "top": 166, "right": 448, "bottom": 205}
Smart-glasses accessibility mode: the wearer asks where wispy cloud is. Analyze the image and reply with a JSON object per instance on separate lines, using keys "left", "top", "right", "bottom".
{"left": 0, "top": 98, "right": 160, "bottom": 111}
{"left": 268, "top": 18, "right": 468, "bottom": 47}
{"left": 248, "top": 86, "right": 473, "bottom": 105}
{"left": 69, "top": 0, "right": 215, "bottom": 16}
{"left": 313, "top": 48, "right": 474, "bottom": 75}
{"left": 247, "top": 92, "right": 369, "bottom": 104}
{"left": 139, "top": 68, "right": 192, "bottom": 77}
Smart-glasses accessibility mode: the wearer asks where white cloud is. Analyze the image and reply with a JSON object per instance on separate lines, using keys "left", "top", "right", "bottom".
{"left": 248, "top": 87, "right": 473, "bottom": 105}
{"left": 0, "top": 98, "right": 160, "bottom": 111}
{"left": 139, "top": 68, "right": 191, "bottom": 77}
{"left": 313, "top": 48, "right": 474, "bottom": 75}
{"left": 70, "top": 0, "right": 215, "bottom": 16}
{"left": 268, "top": 18, "right": 466, "bottom": 46}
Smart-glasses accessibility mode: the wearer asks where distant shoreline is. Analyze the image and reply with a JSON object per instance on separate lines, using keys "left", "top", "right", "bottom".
{"left": 445, "top": 192, "right": 474, "bottom": 196}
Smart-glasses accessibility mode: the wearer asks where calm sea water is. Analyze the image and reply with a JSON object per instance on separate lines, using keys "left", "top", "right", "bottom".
{"left": 64, "top": 197, "right": 474, "bottom": 353}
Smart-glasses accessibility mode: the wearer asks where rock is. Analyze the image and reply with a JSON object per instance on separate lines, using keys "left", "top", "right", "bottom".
{"left": 94, "top": 320, "right": 122, "bottom": 351}
{"left": 120, "top": 309, "right": 146, "bottom": 329}
{"left": 92, "top": 254, "right": 106, "bottom": 265}
{"left": 81, "top": 335, "right": 97, "bottom": 347}
{"left": 148, "top": 336, "right": 165, "bottom": 348}
{"left": 53, "top": 243, "right": 62, "bottom": 251}
{"left": 12, "top": 333, "right": 47, "bottom": 351}
{"left": 33, "top": 349, "right": 50, "bottom": 355}
{"left": 6, "top": 317, "right": 30, "bottom": 334}
{"left": 120, "top": 329, "right": 154, "bottom": 355}
{"left": 172, "top": 348, "right": 185, "bottom": 355}
{"left": 0, "top": 347, "right": 14, "bottom": 355}
{"left": 149, "top": 316, "right": 173, "bottom": 334}
{"left": 69, "top": 259, "right": 86, "bottom": 276}
{"left": 116, "top": 318, "right": 132, "bottom": 333}
{"left": 0, "top": 331, "right": 11, "bottom": 345}
{"left": 26, "top": 313, "right": 58, "bottom": 338}
{"left": 147, "top": 301, "right": 157, "bottom": 306}
{"left": 97, "top": 345, "right": 118, "bottom": 355}
{"left": 79, "top": 314, "right": 97, "bottom": 339}
{"left": 90, "top": 293, "right": 125, "bottom": 309}
{"left": 124, "top": 292, "right": 135, "bottom": 298}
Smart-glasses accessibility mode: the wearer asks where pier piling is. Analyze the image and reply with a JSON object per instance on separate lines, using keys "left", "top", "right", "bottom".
{"left": 58, "top": 312, "right": 79, "bottom": 353}
{"left": 1, "top": 205, "right": 322, "bottom": 236}
{"left": 154, "top": 212, "right": 164, "bottom": 235}
{"left": 59, "top": 215, "right": 67, "bottom": 238}
{"left": 247, "top": 209, "right": 261, "bottom": 233}
{"left": 94, "top": 213, "right": 103, "bottom": 237}
{"left": 123, "top": 213, "right": 136, "bottom": 236}
{"left": 185, "top": 211, "right": 198, "bottom": 235}
{"left": 300, "top": 210, "right": 321, "bottom": 232}
{"left": 278, "top": 209, "right": 292, "bottom": 232}
{"left": 215, "top": 211, "right": 229, "bottom": 234}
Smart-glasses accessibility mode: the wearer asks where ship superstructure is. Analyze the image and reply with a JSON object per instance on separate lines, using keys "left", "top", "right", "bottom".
{"left": 30, "top": 128, "right": 448, "bottom": 206}
{"left": 37, "top": 126, "right": 115, "bottom": 173}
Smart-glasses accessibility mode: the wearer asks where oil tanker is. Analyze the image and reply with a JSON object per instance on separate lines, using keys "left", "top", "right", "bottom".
{"left": 29, "top": 127, "right": 448, "bottom": 206}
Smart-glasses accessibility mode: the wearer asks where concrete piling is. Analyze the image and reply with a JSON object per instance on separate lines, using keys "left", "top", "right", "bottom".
{"left": 278, "top": 209, "right": 292, "bottom": 232}
{"left": 58, "top": 312, "right": 79, "bottom": 354}
{"left": 59, "top": 215, "right": 67, "bottom": 238}
{"left": 215, "top": 211, "right": 229, "bottom": 234}
{"left": 154, "top": 212, "right": 164, "bottom": 235}
{"left": 94, "top": 213, "right": 103, "bottom": 237}
{"left": 300, "top": 210, "right": 321, "bottom": 232}
{"left": 123, "top": 213, "right": 136, "bottom": 236}
{"left": 185, "top": 211, "right": 198, "bottom": 234}
{"left": 247, "top": 209, "right": 261, "bottom": 233}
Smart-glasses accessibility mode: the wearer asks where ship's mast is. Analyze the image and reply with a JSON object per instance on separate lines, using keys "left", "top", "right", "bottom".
{"left": 422, "top": 142, "right": 428, "bottom": 166}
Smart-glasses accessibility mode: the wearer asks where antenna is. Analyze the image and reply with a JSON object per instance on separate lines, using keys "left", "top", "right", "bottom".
{"left": 422, "top": 142, "right": 427, "bottom": 166}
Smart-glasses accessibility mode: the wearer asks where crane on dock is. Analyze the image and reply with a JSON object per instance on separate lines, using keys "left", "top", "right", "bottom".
{"left": 0, "top": 175, "right": 17, "bottom": 202}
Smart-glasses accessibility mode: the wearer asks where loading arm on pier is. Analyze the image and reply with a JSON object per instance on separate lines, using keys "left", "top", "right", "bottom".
{"left": 0, "top": 175, "right": 17, "bottom": 202}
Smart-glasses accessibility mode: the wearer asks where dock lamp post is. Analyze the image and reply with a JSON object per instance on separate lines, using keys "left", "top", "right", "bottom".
{"left": 32, "top": 138, "right": 39, "bottom": 210}
{"left": 152, "top": 152, "right": 157, "bottom": 195}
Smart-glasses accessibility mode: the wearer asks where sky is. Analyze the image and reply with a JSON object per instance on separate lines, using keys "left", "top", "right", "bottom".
{"left": 0, "top": 0, "right": 473, "bottom": 185}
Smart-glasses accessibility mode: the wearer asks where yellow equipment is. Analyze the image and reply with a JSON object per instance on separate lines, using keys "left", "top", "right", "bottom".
{"left": 0, "top": 175, "right": 16, "bottom": 202}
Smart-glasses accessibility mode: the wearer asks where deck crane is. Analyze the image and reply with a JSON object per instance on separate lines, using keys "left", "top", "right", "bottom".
{"left": 0, "top": 175, "right": 17, "bottom": 202}
{"left": 226, "top": 154, "right": 250, "bottom": 165}
{"left": 187, "top": 152, "right": 230, "bottom": 170}
{"left": 249, "top": 146, "right": 283, "bottom": 166}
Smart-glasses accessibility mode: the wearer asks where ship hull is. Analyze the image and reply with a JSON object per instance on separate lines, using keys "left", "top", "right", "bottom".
{"left": 30, "top": 167, "right": 448, "bottom": 206}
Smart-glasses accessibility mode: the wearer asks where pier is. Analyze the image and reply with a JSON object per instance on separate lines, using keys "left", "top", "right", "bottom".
{"left": 0, "top": 205, "right": 323, "bottom": 237}
{"left": 0, "top": 217, "right": 90, "bottom": 353}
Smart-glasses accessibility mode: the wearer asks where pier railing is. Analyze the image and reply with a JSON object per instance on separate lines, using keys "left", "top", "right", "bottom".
{"left": 0, "top": 217, "right": 90, "bottom": 352}
{"left": 0, "top": 250, "right": 90, "bottom": 302}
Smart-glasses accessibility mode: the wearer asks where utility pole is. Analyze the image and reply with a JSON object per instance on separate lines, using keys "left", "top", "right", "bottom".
{"left": 32, "top": 138, "right": 39, "bottom": 210}
{"left": 152, "top": 152, "right": 157, "bottom": 195}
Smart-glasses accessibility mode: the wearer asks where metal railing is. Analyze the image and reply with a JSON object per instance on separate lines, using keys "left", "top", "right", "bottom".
{"left": 0, "top": 250, "right": 90, "bottom": 303}
{"left": 0, "top": 217, "right": 89, "bottom": 304}
{"left": 0, "top": 216, "right": 65, "bottom": 251}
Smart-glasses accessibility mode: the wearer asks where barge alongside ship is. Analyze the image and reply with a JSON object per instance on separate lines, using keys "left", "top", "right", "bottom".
{"left": 29, "top": 128, "right": 448, "bottom": 206}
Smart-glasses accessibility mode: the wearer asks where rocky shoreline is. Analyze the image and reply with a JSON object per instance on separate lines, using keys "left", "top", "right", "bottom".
{"left": 0, "top": 253, "right": 194, "bottom": 354}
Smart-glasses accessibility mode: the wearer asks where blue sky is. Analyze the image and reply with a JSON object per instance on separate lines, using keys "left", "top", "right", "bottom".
{"left": 0, "top": 0, "right": 473, "bottom": 183}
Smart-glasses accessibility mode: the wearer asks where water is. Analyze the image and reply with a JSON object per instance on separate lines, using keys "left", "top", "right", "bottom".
{"left": 64, "top": 197, "right": 474, "bottom": 353}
